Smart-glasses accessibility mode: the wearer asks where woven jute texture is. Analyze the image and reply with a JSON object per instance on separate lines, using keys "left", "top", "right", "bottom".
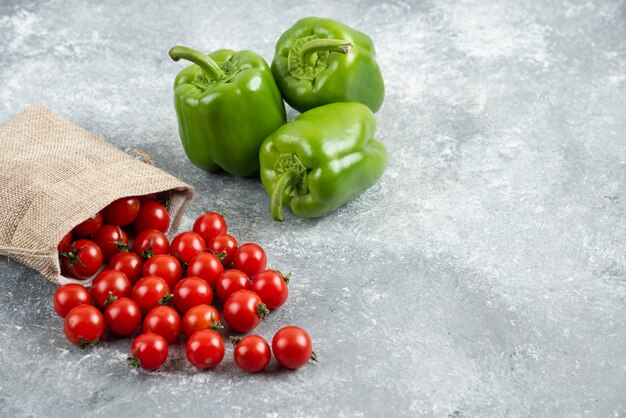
{"left": 0, "top": 105, "right": 195, "bottom": 285}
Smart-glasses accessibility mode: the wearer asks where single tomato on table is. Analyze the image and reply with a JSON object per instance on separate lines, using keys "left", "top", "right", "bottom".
{"left": 222, "top": 290, "right": 269, "bottom": 333}
{"left": 133, "top": 229, "right": 169, "bottom": 259}
{"left": 216, "top": 269, "right": 250, "bottom": 302}
{"left": 186, "top": 252, "right": 224, "bottom": 288}
{"left": 170, "top": 231, "right": 206, "bottom": 265}
{"left": 104, "top": 297, "right": 141, "bottom": 336}
{"left": 53, "top": 284, "right": 92, "bottom": 318}
{"left": 64, "top": 304, "right": 105, "bottom": 350}
{"left": 142, "top": 254, "right": 182, "bottom": 289}
{"left": 143, "top": 306, "right": 181, "bottom": 344}
{"left": 208, "top": 234, "right": 238, "bottom": 266}
{"left": 233, "top": 243, "right": 267, "bottom": 278}
{"left": 193, "top": 212, "right": 227, "bottom": 244}
{"left": 109, "top": 251, "right": 143, "bottom": 284}
{"left": 182, "top": 304, "right": 222, "bottom": 336}
{"left": 186, "top": 329, "right": 225, "bottom": 369}
{"left": 90, "top": 269, "right": 132, "bottom": 309}
{"left": 231, "top": 334, "right": 271, "bottom": 373}
{"left": 132, "top": 276, "right": 171, "bottom": 315}
{"left": 272, "top": 326, "right": 316, "bottom": 369}
{"left": 129, "top": 333, "right": 168, "bottom": 371}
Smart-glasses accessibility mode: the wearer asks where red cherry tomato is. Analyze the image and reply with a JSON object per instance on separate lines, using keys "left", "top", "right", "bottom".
{"left": 216, "top": 269, "right": 250, "bottom": 302}
{"left": 102, "top": 196, "right": 141, "bottom": 226}
{"left": 61, "top": 239, "right": 103, "bottom": 280}
{"left": 63, "top": 304, "right": 105, "bottom": 349}
{"left": 272, "top": 326, "right": 316, "bottom": 369}
{"left": 134, "top": 201, "right": 170, "bottom": 233}
{"left": 251, "top": 270, "right": 289, "bottom": 310}
{"left": 187, "top": 252, "right": 224, "bottom": 288}
{"left": 72, "top": 212, "right": 103, "bottom": 236}
{"left": 142, "top": 254, "right": 182, "bottom": 289}
{"left": 93, "top": 225, "right": 129, "bottom": 261}
{"left": 53, "top": 284, "right": 92, "bottom": 318}
{"left": 132, "top": 276, "right": 171, "bottom": 315}
{"left": 108, "top": 252, "right": 143, "bottom": 284}
{"left": 129, "top": 333, "right": 168, "bottom": 371}
{"left": 104, "top": 297, "right": 141, "bottom": 336}
{"left": 233, "top": 243, "right": 267, "bottom": 278}
{"left": 90, "top": 269, "right": 132, "bottom": 309}
{"left": 232, "top": 334, "right": 271, "bottom": 373}
{"left": 57, "top": 231, "right": 72, "bottom": 252}
{"left": 172, "top": 277, "right": 213, "bottom": 314}
{"left": 143, "top": 306, "right": 181, "bottom": 344}
{"left": 222, "top": 290, "right": 268, "bottom": 333}
{"left": 186, "top": 330, "right": 225, "bottom": 369}
{"left": 182, "top": 304, "right": 222, "bottom": 336}
{"left": 133, "top": 229, "right": 169, "bottom": 260}
{"left": 193, "top": 212, "right": 227, "bottom": 244}
{"left": 170, "top": 232, "right": 206, "bottom": 265}
{"left": 208, "top": 234, "right": 238, "bottom": 266}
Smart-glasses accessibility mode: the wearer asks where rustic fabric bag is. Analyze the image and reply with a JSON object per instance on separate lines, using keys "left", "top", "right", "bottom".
{"left": 0, "top": 105, "right": 195, "bottom": 285}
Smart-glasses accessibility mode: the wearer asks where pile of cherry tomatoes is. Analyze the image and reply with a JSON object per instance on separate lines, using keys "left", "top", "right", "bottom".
{"left": 54, "top": 194, "right": 315, "bottom": 372}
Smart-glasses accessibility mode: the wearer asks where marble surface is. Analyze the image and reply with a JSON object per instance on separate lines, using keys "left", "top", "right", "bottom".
{"left": 1, "top": 0, "right": 626, "bottom": 416}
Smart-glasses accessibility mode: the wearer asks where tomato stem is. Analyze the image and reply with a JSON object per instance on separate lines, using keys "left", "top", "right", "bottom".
{"left": 257, "top": 303, "right": 270, "bottom": 318}
{"left": 104, "top": 292, "right": 118, "bottom": 306}
{"left": 310, "top": 350, "right": 318, "bottom": 363}
{"left": 230, "top": 336, "right": 242, "bottom": 346}
{"left": 128, "top": 352, "right": 141, "bottom": 368}
{"left": 158, "top": 293, "right": 173, "bottom": 305}
{"left": 210, "top": 320, "right": 224, "bottom": 331}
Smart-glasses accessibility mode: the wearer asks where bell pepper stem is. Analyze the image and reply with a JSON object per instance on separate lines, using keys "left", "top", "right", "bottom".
{"left": 299, "top": 38, "right": 353, "bottom": 60}
{"left": 169, "top": 45, "right": 225, "bottom": 80}
{"left": 271, "top": 168, "right": 300, "bottom": 222}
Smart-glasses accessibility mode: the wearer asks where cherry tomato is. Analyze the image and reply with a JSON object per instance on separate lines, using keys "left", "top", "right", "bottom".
{"left": 172, "top": 277, "right": 213, "bottom": 314}
{"left": 186, "top": 330, "right": 225, "bottom": 369}
{"left": 251, "top": 270, "right": 289, "bottom": 310}
{"left": 272, "top": 326, "right": 316, "bottom": 369}
{"left": 102, "top": 196, "right": 141, "bottom": 226}
{"left": 57, "top": 231, "right": 72, "bottom": 252}
{"left": 63, "top": 304, "right": 105, "bottom": 350}
{"left": 73, "top": 212, "right": 103, "bottom": 236}
{"left": 134, "top": 201, "right": 170, "bottom": 233}
{"left": 216, "top": 269, "right": 250, "bottom": 302}
{"left": 193, "top": 212, "right": 227, "bottom": 244}
{"left": 133, "top": 229, "right": 169, "bottom": 260}
{"left": 104, "top": 297, "right": 141, "bottom": 336}
{"left": 129, "top": 333, "right": 168, "bottom": 371}
{"left": 142, "top": 254, "right": 182, "bottom": 289}
{"left": 170, "top": 232, "right": 206, "bottom": 265}
{"left": 109, "top": 252, "right": 143, "bottom": 284}
{"left": 143, "top": 306, "right": 181, "bottom": 344}
{"left": 208, "top": 234, "right": 238, "bottom": 266}
{"left": 90, "top": 269, "right": 132, "bottom": 309}
{"left": 187, "top": 252, "right": 224, "bottom": 288}
{"left": 61, "top": 239, "right": 103, "bottom": 280}
{"left": 222, "top": 290, "right": 268, "bottom": 333}
{"left": 93, "top": 225, "right": 129, "bottom": 261}
{"left": 233, "top": 243, "right": 267, "bottom": 278}
{"left": 182, "top": 304, "right": 222, "bottom": 336}
{"left": 132, "top": 276, "right": 171, "bottom": 315}
{"left": 53, "top": 284, "right": 92, "bottom": 318}
{"left": 231, "top": 335, "right": 271, "bottom": 373}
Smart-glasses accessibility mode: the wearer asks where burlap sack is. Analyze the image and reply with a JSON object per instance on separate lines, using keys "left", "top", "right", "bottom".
{"left": 0, "top": 105, "right": 195, "bottom": 285}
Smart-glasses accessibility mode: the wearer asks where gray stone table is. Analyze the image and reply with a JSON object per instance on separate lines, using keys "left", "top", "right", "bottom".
{"left": 1, "top": 0, "right": 625, "bottom": 416}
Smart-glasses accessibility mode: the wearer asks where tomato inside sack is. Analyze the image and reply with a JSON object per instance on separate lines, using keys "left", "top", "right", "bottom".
{"left": 102, "top": 196, "right": 141, "bottom": 226}
{"left": 72, "top": 212, "right": 103, "bottom": 236}
{"left": 61, "top": 239, "right": 103, "bottom": 280}
{"left": 93, "top": 225, "right": 129, "bottom": 262}
{"left": 134, "top": 201, "right": 170, "bottom": 233}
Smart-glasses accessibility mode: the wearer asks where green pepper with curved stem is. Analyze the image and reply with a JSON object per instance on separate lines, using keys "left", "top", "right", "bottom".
{"left": 260, "top": 102, "right": 387, "bottom": 221}
{"left": 271, "top": 17, "right": 385, "bottom": 113}
{"left": 169, "top": 45, "right": 286, "bottom": 177}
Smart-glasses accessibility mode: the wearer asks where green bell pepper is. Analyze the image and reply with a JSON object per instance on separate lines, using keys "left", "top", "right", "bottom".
{"left": 169, "top": 45, "right": 286, "bottom": 177}
{"left": 271, "top": 17, "right": 385, "bottom": 113}
{"left": 260, "top": 102, "right": 387, "bottom": 221}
